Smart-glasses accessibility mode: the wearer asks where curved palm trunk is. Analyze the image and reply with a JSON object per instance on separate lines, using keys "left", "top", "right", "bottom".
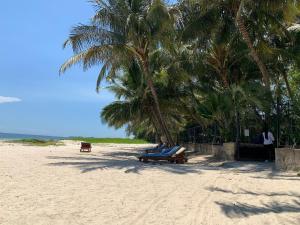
{"left": 282, "top": 72, "right": 294, "bottom": 102}
{"left": 235, "top": 0, "right": 271, "bottom": 88}
{"left": 147, "top": 78, "right": 175, "bottom": 146}
{"left": 150, "top": 107, "right": 162, "bottom": 139}
{"left": 137, "top": 51, "right": 175, "bottom": 146}
{"left": 235, "top": 108, "right": 241, "bottom": 160}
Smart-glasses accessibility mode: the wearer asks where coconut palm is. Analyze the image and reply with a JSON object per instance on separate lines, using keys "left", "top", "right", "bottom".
{"left": 195, "top": 0, "right": 300, "bottom": 87}
{"left": 236, "top": 0, "right": 300, "bottom": 88}
{"left": 60, "top": 0, "right": 177, "bottom": 145}
{"left": 59, "top": 0, "right": 300, "bottom": 144}
{"left": 101, "top": 59, "right": 187, "bottom": 141}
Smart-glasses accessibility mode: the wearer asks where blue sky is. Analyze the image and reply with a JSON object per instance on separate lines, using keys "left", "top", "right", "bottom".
{"left": 0, "top": 0, "right": 126, "bottom": 137}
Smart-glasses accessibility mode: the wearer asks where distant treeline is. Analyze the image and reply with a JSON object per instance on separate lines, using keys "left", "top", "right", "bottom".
{"left": 69, "top": 137, "right": 148, "bottom": 144}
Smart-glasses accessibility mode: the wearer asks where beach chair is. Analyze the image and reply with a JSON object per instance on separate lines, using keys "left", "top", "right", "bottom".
{"left": 138, "top": 146, "right": 187, "bottom": 164}
{"left": 144, "top": 144, "right": 167, "bottom": 154}
{"left": 80, "top": 142, "right": 92, "bottom": 152}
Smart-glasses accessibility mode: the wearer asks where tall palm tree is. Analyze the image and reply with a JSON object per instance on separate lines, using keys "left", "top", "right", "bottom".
{"left": 205, "top": 37, "right": 249, "bottom": 88}
{"left": 234, "top": 0, "right": 271, "bottom": 87}
{"left": 198, "top": 0, "right": 300, "bottom": 87}
{"left": 101, "top": 59, "right": 187, "bottom": 140}
{"left": 60, "top": 0, "right": 177, "bottom": 145}
{"left": 236, "top": 0, "right": 300, "bottom": 88}
{"left": 100, "top": 60, "right": 155, "bottom": 132}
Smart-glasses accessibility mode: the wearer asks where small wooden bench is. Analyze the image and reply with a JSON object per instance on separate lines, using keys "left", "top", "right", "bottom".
{"left": 80, "top": 142, "right": 92, "bottom": 152}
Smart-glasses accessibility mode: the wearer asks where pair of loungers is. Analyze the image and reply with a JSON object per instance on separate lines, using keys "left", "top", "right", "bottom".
{"left": 138, "top": 145, "right": 188, "bottom": 164}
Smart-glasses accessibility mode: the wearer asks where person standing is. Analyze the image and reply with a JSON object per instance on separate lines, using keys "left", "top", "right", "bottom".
{"left": 262, "top": 126, "right": 275, "bottom": 161}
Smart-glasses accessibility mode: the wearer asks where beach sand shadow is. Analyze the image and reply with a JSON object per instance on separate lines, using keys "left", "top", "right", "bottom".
{"left": 46, "top": 148, "right": 300, "bottom": 179}
{"left": 206, "top": 185, "right": 300, "bottom": 220}
{"left": 215, "top": 200, "right": 300, "bottom": 219}
{"left": 47, "top": 151, "right": 203, "bottom": 174}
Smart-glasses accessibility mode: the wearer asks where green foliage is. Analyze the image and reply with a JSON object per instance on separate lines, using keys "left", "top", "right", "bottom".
{"left": 61, "top": 0, "right": 300, "bottom": 145}
{"left": 69, "top": 137, "right": 148, "bottom": 144}
{"left": 60, "top": 0, "right": 177, "bottom": 91}
{"left": 289, "top": 69, "right": 300, "bottom": 100}
{"left": 100, "top": 59, "right": 187, "bottom": 141}
{"left": 7, "top": 139, "right": 64, "bottom": 146}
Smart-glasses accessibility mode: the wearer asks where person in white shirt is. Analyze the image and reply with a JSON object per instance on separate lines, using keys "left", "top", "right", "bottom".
{"left": 262, "top": 126, "right": 275, "bottom": 161}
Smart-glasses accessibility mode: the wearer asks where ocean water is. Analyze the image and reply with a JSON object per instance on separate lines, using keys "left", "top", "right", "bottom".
{"left": 0, "top": 132, "right": 64, "bottom": 141}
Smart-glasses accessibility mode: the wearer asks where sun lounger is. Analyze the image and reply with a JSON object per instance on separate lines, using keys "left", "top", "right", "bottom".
{"left": 144, "top": 144, "right": 167, "bottom": 154}
{"left": 138, "top": 146, "right": 187, "bottom": 164}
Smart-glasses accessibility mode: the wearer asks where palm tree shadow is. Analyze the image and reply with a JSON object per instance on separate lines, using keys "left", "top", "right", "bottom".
{"left": 215, "top": 200, "right": 300, "bottom": 218}
{"left": 46, "top": 149, "right": 300, "bottom": 177}
{"left": 46, "top": 151, "right": 203, "bottom": 174}
{"left": 207, "top": 185, "right": 300, "bottom": 220}
{"left": 207, "top": 186, "right": 300, "bottom": 198}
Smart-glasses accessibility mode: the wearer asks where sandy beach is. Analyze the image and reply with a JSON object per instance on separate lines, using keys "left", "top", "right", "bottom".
{"left": 1, "top": 141, "right": 300, "bottom": 225}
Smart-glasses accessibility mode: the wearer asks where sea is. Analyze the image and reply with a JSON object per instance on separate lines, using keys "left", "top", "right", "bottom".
{"left": 0, "top": 132, "right": 64, "bottom": 141}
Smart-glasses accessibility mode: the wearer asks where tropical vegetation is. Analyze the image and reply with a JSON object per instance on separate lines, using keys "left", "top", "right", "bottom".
{"left": 69, "top": 137, "right": 148, "bottom": 144}
{"left": 61, "top": 0, "right": 300, "bottom": 146}
{"left": 7, "top": 139, "right": 64, "bottom": 146}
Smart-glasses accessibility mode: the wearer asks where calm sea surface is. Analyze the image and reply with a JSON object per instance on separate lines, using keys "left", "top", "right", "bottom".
{"left": 0, "top": 133, "right": 64, "bottom": 141}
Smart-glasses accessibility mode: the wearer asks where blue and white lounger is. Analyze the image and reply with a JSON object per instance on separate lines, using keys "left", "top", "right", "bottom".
{"left": 138, "top": 146, "right": 187, "bottom": 164}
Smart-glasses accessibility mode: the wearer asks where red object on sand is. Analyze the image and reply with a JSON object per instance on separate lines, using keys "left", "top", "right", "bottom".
{"left": 80, "top": 142, "right": 92, "bottom": 152}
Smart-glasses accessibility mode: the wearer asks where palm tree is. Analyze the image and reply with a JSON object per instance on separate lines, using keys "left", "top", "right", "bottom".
{"left": 100, "top": 61, "right": 154, "bottom": 131}
{"left": 60, "top": 0, "right": 177, "bottom": 145}
{"left": 236, "top": 0, "right": 300, "bottom": 88}
{"left": 198, "top": 0, "right": 300, "bottom": 88}
{"left": 204, "top": 37, "right": 250, "bottom": 88}
{"left": 234, "top": 0, "right": 271, "bottom": 87}
{"left": 59, "top": 0, "right": 300, "bottom": 144}
{"left": 101, "top": 59, "right": 187, "bottom": 141}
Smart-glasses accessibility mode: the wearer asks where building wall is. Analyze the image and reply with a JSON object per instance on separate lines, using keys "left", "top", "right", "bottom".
{"left": 213, "top": 143, "right": 235, "bottom": 161}
{"left": 184, "top": 143, "right": 300, "bottom": 170}
{"left": 183, "top": 143, "right": 213, "bottom": 155}
{"left": 275, "top": 148, "right": 300, "bottom": 171}
{"left": 183, "top": 142, "right": 236, "bottom": 161}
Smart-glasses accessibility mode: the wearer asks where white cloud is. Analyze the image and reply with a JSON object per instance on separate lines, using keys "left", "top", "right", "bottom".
{"left": 0, "top": 96, "right": 22, "bottom": 104}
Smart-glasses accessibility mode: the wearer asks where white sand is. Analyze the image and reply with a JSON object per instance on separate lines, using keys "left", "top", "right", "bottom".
{"left": 1, "top": 141, "right": 300, "bottom": 225}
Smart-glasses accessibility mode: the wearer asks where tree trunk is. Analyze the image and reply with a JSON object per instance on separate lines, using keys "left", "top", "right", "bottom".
{"left": 235, "top": 108, "right": 241, "bottom": 160}
{"left": 282, "top": 71, "right": 294, "bottom": 102}
{"left": 235, "top": 0, "right": 271, "bottom": 88}
{"left": 276, "top": 96, "right": 280, "bottom": 148}
{"left": 150, "top": 107, "right": 162, "bottom": 140}
{"left": 147, "top": 78, "right": 175, "bottom": 146}
{"left": 136, "top": 49, "right": 175, "bottom": 146}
